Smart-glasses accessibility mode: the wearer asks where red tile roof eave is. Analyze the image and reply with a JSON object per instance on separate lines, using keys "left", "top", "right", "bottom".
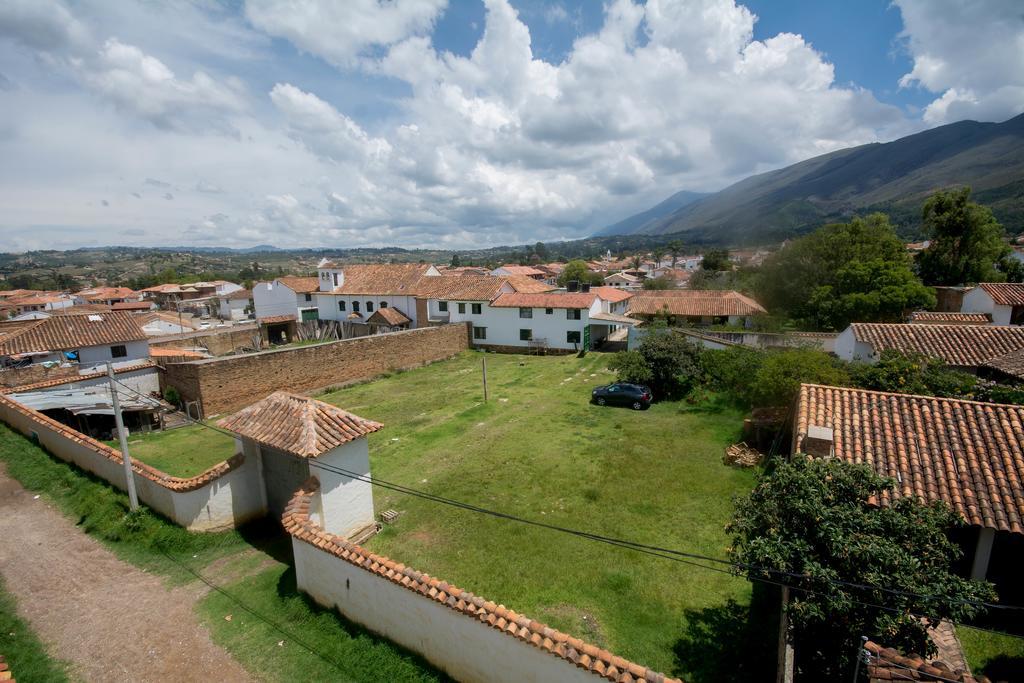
{"left": 283, "top": 478, "right": 682, "bottom": 683}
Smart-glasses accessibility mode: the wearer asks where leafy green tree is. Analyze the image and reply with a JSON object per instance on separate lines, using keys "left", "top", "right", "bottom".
{"left": 916, "top": 187, "right": 1012, "bottom": 285}
{"left": 666, "top": 240, "right": 684, "bottom": 268}
{"left": 642, "top": 274, "right": 676, "bottom": 290}
{"left": 607, "top": 351, "right": 653, "bottom": 385}
{"left": 729, "top": 456, "right": 995, "bottom": 680}
{"left": 757, "top": 214, "right": 935, "bottom": 330}
{"left": 701, "top": 249, "right": 731, "bottom": 271}
{"left": 747, "top": 348, "right": 851, "bottom": 407}
{"left": 849, "top": 350, "right": 977, "bottom": 398}
{"left": 556, "top": 259, "right": 602, "bottom": 287}
{"left": 630, "top": 329, "right": 702, "bottom": 399}
{"left": 450, "top": 253, "right": 462, "bottom": 267}
{"left": 534, "top": 242, "right": 550, "bottom": 261}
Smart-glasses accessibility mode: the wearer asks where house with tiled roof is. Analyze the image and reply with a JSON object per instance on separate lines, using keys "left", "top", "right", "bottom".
{"left": 215, "top": 288, "right": 253, "bottom": 321}
{"left": 489, "top": 264, "right": 546, "bottom": 280}
{"left": 834, "top": 322, "right": 1024, "bottom": 369}
{"left": 793, "top": 383, "right": 1024, "bottom": 591}
{"left": 313, "top": 261, "right": 442, "bottom": 328}
{"left": 603, "top": 272, "right": 642, "bottom": 289}
{"left": 961, "top": 283, "right": 1024, "bottom": 325}
{"left": 135, "top": 311, "right": 199, "bottom": 336}
{"left": 627, "top": 290, "right": 767, "bottom": 327}
{"left": 252, "top": 276, "right": 321, "bottom": 331}
{"left": 4, "top": 293, "right": 76, "bottom": 317}
{"left": 0, "top": 310, "right": 150, "bottom": 371}
{"left": 908, "top": 311, "right": 991, "bottom": 325}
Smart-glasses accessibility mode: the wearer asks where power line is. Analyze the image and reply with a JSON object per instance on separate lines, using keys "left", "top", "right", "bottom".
{"left": 111, "top": 376, "right": 1024, "bottom": 623}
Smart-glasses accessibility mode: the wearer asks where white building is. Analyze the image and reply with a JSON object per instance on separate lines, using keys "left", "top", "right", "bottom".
{"left": 313, "top": 262, "right": 442, "bottom": 328}
{"left": 0, "top": 310, "right": 150, "bottom": 371}
{"left": 217, "top": 289, "right": 253, "bottom": 321}
{"left": 252, "top": 276, "right": 321, "bottom": 323}
{"left": 136, "top": 311, "right": 199, "bottom": 336}
{"left": 603, "top": 272, "right": 641, "bottom": 289}
{"left": 961, "top": 283, "right": 1024, "bottom": 326}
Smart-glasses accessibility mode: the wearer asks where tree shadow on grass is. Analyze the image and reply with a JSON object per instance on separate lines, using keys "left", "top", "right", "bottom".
{"left": 979, "top": 656, "right": 1024, "bottom": 681}
{"left": 673, "top": 582, "right": 780, "bottom": 683}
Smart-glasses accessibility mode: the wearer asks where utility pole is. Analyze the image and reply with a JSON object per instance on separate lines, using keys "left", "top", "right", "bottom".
{"left": 482, "top": 356, "right": 488, "bottom": 402}
{"left": 108, "top": 362, "right": 139, "bottom": 511}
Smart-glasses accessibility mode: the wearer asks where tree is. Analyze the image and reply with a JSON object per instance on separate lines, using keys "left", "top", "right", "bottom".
{"left": 534, "top": 242, "right": 550, "bottom": 261}
{"left": 630, "top": 255, "right": 642, "bottom": 271}
{"left": 557, "top": 259, "right": 602, "bottom": 287}
{"left": 916, "top": 187, "right": 1011, "bottom": 285}
{"left": 666, "top": 240, "right": 684, "bottom": 268}
{"left": 607, "top": 351, "right": 653, "bottom": 385}
{"left": 701, "top": 249, "right": 731, "bottom": 271}
{"left": 746, "top": 348, "right": 851, "bottom": 407}
{"left": 450, "top": 253, "right": 462, "bottom": 267}
{"left": 849, "top": 350, "right": 977, "bottom": 399}
{"left": 728, "top": 456, "right": 995, "bottom": 680}
{"left": 642, "top": 275, "right": 676, "bottom": 290}
{"left": 757, "top": 213, "right": 935, "bottom": 330}
{"left": 624, "top": 329, "right": 702, "bottom": 399}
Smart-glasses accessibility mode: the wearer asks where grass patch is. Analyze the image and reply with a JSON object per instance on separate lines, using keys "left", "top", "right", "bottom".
{"left": 0, "top": 574, "right": 71, "bottom": 683}
{"left": 318, "top": 351, "right": 766, "bottom": 680}
{"left": 104, "top": 422, "right": 237, "bottom": 478}
{"left": 198, "top": 565, "right": 449, "bottom": 682}
{"left": 958, "top": 626, "right": 1024, "bottom": 680}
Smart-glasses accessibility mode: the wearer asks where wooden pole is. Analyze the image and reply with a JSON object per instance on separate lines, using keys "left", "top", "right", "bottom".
{"left": 482, "top": 356, "right": 488, "bottom": 402}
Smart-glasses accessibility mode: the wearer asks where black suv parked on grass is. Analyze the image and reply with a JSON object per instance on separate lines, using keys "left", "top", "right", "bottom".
{"left": 591, "top": 383, "right": 653, "bottom": 410}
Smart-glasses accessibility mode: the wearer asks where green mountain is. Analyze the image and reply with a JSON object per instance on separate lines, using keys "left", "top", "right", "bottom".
{"left": 604, "top": 112, "right": 1024, "bottom": 243}
{"left": 597, "top": 189, "right": 709, "bottom": 236}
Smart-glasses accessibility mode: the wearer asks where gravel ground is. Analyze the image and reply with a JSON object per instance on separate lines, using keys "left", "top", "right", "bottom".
{"left": 0, "top": 463, "right": 253, "bottom": 682}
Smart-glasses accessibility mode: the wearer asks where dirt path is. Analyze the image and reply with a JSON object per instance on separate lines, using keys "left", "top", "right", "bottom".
{"left": 0, "top": 464, "right": 253, "bottom": 683}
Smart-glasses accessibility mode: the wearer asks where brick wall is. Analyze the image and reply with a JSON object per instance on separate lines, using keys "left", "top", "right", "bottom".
{"left": 0, "top": 364, "right": 81, "bottom": 389}
{"left": 164, "top": 323, "right": 470, "bottom": 416}
{"left": 148, "top": 324, "right": 259, "bottom": 356}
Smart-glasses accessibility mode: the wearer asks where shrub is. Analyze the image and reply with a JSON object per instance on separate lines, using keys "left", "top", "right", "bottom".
{"left": 747, "top": 348, "right": 851, "bottom": 407}
{"left": 608, "top": 351, "right": 653, "bottom": 385}
{"left": 162, "top": 386, "right": 181, "bottom": 406}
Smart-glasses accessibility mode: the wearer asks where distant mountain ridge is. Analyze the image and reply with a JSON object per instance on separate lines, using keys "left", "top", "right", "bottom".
{"left": 602, "top": 113, "right": 1024, "bottom": 242}
{"left": 597, "top": 190, "right": 709, "bottom": 236}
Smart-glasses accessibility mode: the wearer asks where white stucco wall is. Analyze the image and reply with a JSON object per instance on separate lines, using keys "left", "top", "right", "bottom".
{"left": 218, "top": 298, "right": 250, "bottom": 321}
{"left": 78, "top": 340, "right": 150, "bottom": 371}
{"left": 315, "top": 294, "right": 421, "bottom": 327}
{"left": 253, "top": 281, "right": 302, "bottom": 320}
{"left": 293, "top": 537, "right": 603, "bottom": 683}
{"left": 309, "top": 439, "right": 375, "bottom": 538}
{"left": 447, "top": 300, "right": 596, "bottom": 350}
{"left": 833, "top": 327, "right": 877, "bottom": 362}
{"left": 962, "top": 288, "right": 1012, "bottom": 325}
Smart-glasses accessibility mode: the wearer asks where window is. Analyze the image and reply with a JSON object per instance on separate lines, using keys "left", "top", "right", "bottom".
{"left": 471, "top": 303, "right": 482, "bottom": 315}
{"left": 110, "top": 344, "right": 127, "bottom": 359}
{"left": 458, "top": 303, "right": 466, "bottom": 314}
{"left": 545, "top": 308, "right": 553, "bottom": 315}
{"left": 566, "top": 308, "right": 581, "bottom": 320}
{"left": 332, "top": 273, "right": 338, "bottom": 287}
{"left": 519, "top": 329, "right": 533, "bottom": 341}
{"left": 519, "top": 307, "right": 533, "bottom": 319}
{"left": 366, "top": 301, "right": 374, "bottom": 312}
{"left": 567, "top": 331, "right": 581, "bottom": 344}
{"left": 304, "top": 293, "right": 312, "bottom": 302}
{"left": 353, "top": 301, "right": 360, "bottom": 313}
{"left": 473, "top": 326, "right": 487, "bottom": 340}
{"left": 338, "top": 300, "right": 346, "bottom": 312}
{"left": 380, "top": 301, "right": 388, "bottom": 308}
{"left": 438, "top": 301, "right": 449, "bottom": 312}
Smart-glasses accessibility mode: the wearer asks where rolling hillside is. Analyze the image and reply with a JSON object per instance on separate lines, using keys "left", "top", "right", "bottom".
{"left": 604, "top": 113, "right": 1024, "bottom": 242}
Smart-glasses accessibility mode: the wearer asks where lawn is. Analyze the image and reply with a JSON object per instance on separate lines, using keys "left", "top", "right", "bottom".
{"left": 958, "top": 626, "right": 1024, "bottom": 681}
{"left": 107, "top": 421, "right": 238, "bottom": 478}
{"left": 317, "top": 351, "right": 768, "bottom": 680}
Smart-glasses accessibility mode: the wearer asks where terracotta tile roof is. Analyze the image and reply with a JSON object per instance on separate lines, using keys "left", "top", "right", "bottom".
{"left": 592, "top": 286, "right": 634, "bottom": 303}
{"left": 416, "top": 276, "right": 509, "bottom": 301}
{"left": 139, "top": 283, "right": 183, "bottom": 293}
{"left": 0, "top": 289, "right": 46, "bottom": 298}
{"left": 217, "top": 391, "right": 383, "bottom": 458}
{"left": 275, "top": 276, "right": 320, "bottom": 294}
{"left": 495, "top": 264, "right": 545, "bottom": 276}
{"left": 982, "top": 347, "right": 1024, "bottom": 380}
{"left": 491, "top": 292, "right": 598, "bottom": 309}
{"left": 0, "top": 393, "right": 246, "bottom": 491}
{"left": 283, "top": 477, "right": 681, "bottom": 683}
{"left": 223, "top": 288, "right": 253, "bottom": 301}
{"left": 137, "top": 311, "right": 198, "bottom": 329}
{"left": 978, "top": 282, "right": 1024, "bottom": 306}
{"left": 865, "top": 641, "right": 987, "bottom": 682}
{"left": 324, "top": 264, "right": 435, "bottom": 296}
{"left": 848, "top": 323, "right": 1024, "bottom": 367}
{"left": 76, "top": 286, "right": 137, "bottom": 301}
{"left": 366, "top": 307, "right": 411, "bottom": 326}
{"left": 0, "top": 311, "right": 147, "bottom": 355}
{"left": 604, "top": 272, "right": 640, "bottom": 282}
{"left": 908, "top": 311, "right": 991, "bottom": 325}
{"left": 628, "top": 291, "right": 766, "bottom": 317}
{"left": 7, "top": 295, "right": 69, "bottom": 306}
{"left": 1, "top": 361, "right": 158, "bottom": 394}
{"left": 111, "top": 301, "right": 155, "bottom": 311}
{"left": 149, "top": 347, "right": 206, "bottom": 359}
{"left": 258, "top": 314, "right": 297, "bottom": 324}
{"left": 502, "top": 275, "right": 556, "bottom": 293}
{"left": 0, "top": 653, "right": 14, "bottom": 682}
{"left": 53, "top": 304, "right": 111, "bottom": 315}
{"left": 795, "top": 383, "right": 1024, "bottom": 533}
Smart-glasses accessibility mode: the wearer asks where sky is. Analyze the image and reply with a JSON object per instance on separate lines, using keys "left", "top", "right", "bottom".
{"left": 0, "top": 0, "right": 1022, "bottom": 252}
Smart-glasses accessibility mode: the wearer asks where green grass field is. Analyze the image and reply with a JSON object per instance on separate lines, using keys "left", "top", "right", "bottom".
{"left": 317, "top": 351, "right": 766, "bottom": 679}
{"left": 107, "top": 421, "right": 237, "bottom": 478}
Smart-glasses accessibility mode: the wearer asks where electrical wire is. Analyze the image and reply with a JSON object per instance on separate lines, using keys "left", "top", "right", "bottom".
{"left": 110, "top": 375, "right": 1024, "bottom": 624}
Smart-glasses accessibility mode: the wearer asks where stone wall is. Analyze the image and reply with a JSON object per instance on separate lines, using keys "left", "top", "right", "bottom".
{"left": 0, "top": 364, "right": 81, "bottom": 389}
{"left": 163, "top": 323, "right": 470, "bottom": 416}
{"left": 148, "top": 324, "right": 259, "bottom": 356}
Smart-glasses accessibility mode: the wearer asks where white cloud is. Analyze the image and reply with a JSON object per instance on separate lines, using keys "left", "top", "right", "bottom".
{"left": 895, "top": 0, "right": 1024, "bottom": 124}
{"left": 0, "top": 0, "right": 90, "bottom": 53}
{"left": 244, "top": 0, "right": 447, "bottom": 67}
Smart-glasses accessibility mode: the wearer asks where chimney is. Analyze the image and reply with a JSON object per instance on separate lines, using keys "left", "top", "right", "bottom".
{"left": 567, "top": 280, "right": 579, "bottom": 292}
{"left": 803, "top": 425, "right": 834, "bottom": 458}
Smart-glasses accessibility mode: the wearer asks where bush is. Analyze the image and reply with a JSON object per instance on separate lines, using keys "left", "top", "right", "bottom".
{"left": 610, "top": 330, "right": 701, "bottom": 399}
{"left": 701, "top": 347, "right": 764, "bottom": 393}
{"left": 607, "top": 351, "right": 653, "bottom": 385}
{"left": 747, "top": 348, "right": 851, "bottom": 407}
{"left": 849, "top": 350, "right": 977, "bottom": 398}
{"left": 162, "top": 386, "right": 181, "bottom": 406}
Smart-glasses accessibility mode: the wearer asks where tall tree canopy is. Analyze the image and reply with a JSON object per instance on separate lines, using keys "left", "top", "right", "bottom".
{"left": 916, "top": 187, "right": 1014, "bottom": 285}
{"left": 757, "top": 213, "right": 934, "bottom": 330}
{"left": 729, "top": 456, "right": 995, "bottom": 680}
{"left": 556, "top": 259, "right": 602, "bottom": 287}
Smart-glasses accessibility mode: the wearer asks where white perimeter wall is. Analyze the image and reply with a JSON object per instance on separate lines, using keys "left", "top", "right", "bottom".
{"left": 962, "top": 288, "right": 1010, "bottom": 325}
{"left": 315, "top": 294, "right": 421, "bottom": 327}
{"left": 310, "top": 439, "right": 375, "bottom": 538}
{"left": 0, "top": 396, "right": 266, "bottom": 531}
{"left": 293, "top": 538, "right": 601, "bottom": 683}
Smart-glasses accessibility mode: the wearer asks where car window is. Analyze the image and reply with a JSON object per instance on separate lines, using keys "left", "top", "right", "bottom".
{"left": 608, "top": 386, "right": 619, "bottom": 392}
